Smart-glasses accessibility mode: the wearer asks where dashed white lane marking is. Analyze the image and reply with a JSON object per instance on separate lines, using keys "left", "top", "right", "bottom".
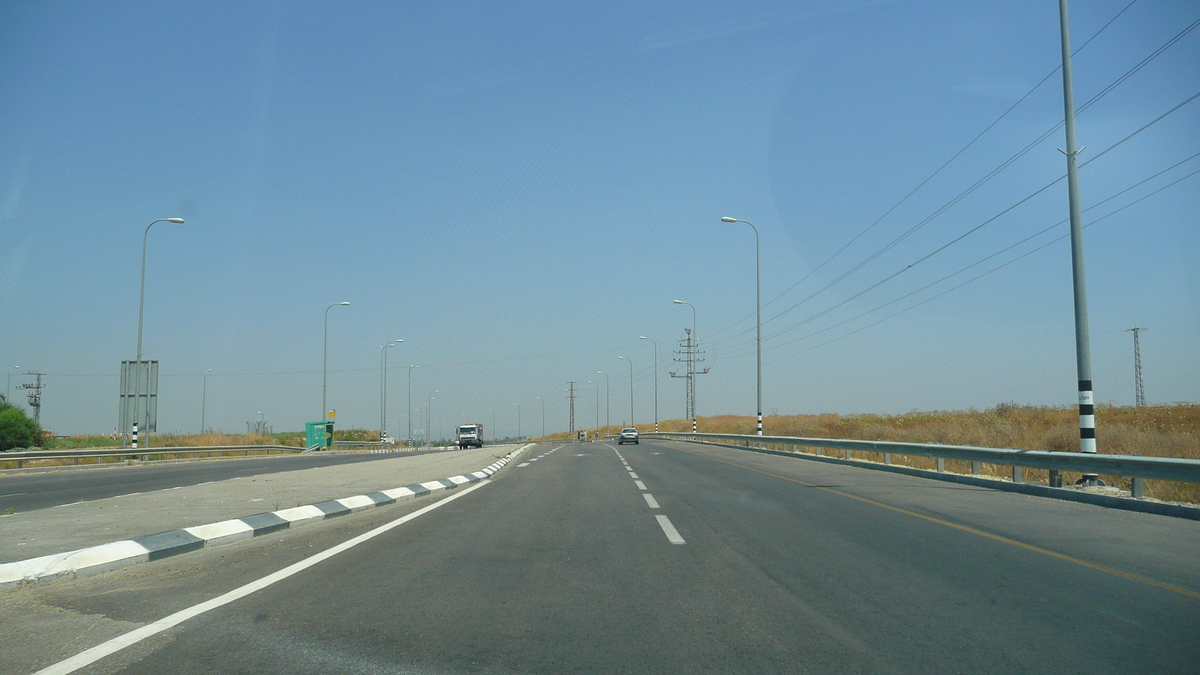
{"left": 628, "top": 472, "right": 638, "bottom": 479}
{"left": 656, "top": 515, "right": 686, "bottom": 544}
{"left": 634, "top": 480, "right": 647, "bottom": 491}
{"left": 36, "top": 480, "right": 492, "bottom": 675}
{"left": 0, "top": 492, "right": 27, "bottom": 498}
{"left": 517, "top": 463, "right": 530, "bottom": 467}
{"left": 643, "top": 493, "right": 660, "bottom": 509}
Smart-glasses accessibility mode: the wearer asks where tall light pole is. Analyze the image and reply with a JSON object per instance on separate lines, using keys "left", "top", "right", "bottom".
{"left": 513, "top": 402, "right": 521, "bottom": 439}
{"left": 379, "top": 339, "right": 403, "bottom": 440}
{"left": 722, "top": 217, "right": 763, "bottom": 436}
{"left": 426, "top": 390, "right": 439, "bottom": 446}
{"left": 674, "top": 299, "right": 699, "bottom": 433}
{"left": 132, "top": 217, "right": 185, "bottom": 449}
{"left": 618, "top": 356, "right": 634, "bottom": 427}
{"left": 6, "top": 365, "right": 20, "bottom": 404}
{"left": 537, "top": 393, "right": 547, "bottom": 437}
{"left": 322, "top": 301, "right": 351, "bottom": 421}
{"left": 587, "top": 380, "right": 599, "bottom": 435}
{"left": 1058, "top": 0, "right": 1099, "bottom": 486}
{"left": 596, "top": 371, "right": 609, "bottom": 435}
{"left": 639, "top": 336, "right": 659, "bottom": 432}
{"left": 201, "top": 368, "right": 212, "bottom": 433}
{"left": 407, "top": 365, "right": 419, "bottom": 447}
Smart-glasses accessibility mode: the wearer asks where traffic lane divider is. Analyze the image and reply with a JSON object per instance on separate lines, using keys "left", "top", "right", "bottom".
{"left": 0, "top": 445, "right": 533, "bottom": 590}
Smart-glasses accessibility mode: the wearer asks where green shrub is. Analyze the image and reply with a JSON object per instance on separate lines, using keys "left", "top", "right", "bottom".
{"left": 0, "top": 400, "right": 43, "bottom": 451}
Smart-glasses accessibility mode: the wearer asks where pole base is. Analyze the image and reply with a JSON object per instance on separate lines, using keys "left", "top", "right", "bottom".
{"left": 1075, "top": 474, "right": 1106, "bottom": 487}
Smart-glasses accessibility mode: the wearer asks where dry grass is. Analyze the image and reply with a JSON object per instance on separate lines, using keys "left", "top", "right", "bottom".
{"left": 537, "top": 404, "right": 1200, "bottom": 504}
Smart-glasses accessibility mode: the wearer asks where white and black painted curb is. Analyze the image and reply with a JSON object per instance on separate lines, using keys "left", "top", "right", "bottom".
{"left": 0, "top": 445, "right": 532, "bottom": 590}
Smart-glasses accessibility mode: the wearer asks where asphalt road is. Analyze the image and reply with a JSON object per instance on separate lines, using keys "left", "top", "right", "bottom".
{"left": 0, "top": 450, "right": 440, "bottom": 513}
{"left": 8, "top": 439, "right": 1200, "bottom": 674}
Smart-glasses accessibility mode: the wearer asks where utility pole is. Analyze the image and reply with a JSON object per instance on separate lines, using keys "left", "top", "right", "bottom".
{"left": 669, "top": 328, "right": 708, "bottom": 432}
{"left": 1058, "top": 0, "right": 1099, "bottom": 487}
{"left": 19, "top": 371, "right": 46, "bottom": 426}
{"left": 566, "top": 381, "right": 577, "bottom": 434}
{"left": 1128, "top": 327, "right": 1146, "bottom": 407}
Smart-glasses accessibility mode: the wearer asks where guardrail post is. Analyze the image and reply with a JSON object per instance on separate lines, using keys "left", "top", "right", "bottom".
{"left": 844, "top": 449, "right": 851, "bottom": 460}
{"left": 936, "top": 458, "right": 945, "bottom": 473}
{"left": 884, "top": 453, "right": 891, "bottom": 465}
{"left": 971, "top": 461, "right": 980, "bottom": 475}
{"left": 1012, "top": 466, "right": 1023, "bottom": 483}
{"left": 1048, "top": 470, "right": 1063, "bottom": 488}
{"left": 1131, "top": 477, "right": 1144, "bottom": 498}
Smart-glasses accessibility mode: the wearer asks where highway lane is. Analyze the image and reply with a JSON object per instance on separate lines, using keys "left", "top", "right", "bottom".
{"left": 0, "top": 449, "right": 441, "bottom": 513}
{"left": 13, "top": 439, "right": 1200, "bottom": 674}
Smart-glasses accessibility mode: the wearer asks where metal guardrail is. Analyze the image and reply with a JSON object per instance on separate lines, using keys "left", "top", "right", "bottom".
{"left": 0, "top": 445, "right": 304, "bottom": 469}
{"left": 643, "top": 432, "right": 1200, "bottom": 498}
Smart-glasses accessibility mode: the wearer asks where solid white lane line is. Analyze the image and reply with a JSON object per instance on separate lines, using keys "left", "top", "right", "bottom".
{"left": 35, "top": 480, "right": 492, "bottom": 675}
{"left": 656, "top": 515, "right": 686, "bottom": 544}
{"left": 628, "top": 472, "right": 638, "bottom": 479}
{"left": 634, "top": 480, "right": 647, "bottom": 491}
{"left": 643, "top": 494, "right": 660, "bottom": 509}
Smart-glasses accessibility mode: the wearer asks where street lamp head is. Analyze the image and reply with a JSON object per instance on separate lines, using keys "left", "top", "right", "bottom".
{"left": 673, "top": 300, "right": 684, "bottom": 304}
{"left": 618, "top": 356, "right": 627, "bottom": 360}
{"left": 338, "top": 301, "right": 350, "bottom": 306}
{"left": 166, "top": 218, "right": 185, "bottom": 224}
{"left": 720, "top": 216, "right": 738, "bottom": 222}
{"left": 638, "top": 336, "right": 649, "bottom": 340}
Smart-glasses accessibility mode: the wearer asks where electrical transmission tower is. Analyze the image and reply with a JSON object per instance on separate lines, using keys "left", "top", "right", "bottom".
{"left": 669, "top": 328, "right": 709, "bottom": 432}
{"left": 566, "top": 381, "right": 577, "bottom": 433}
{"left": 1127, "top": 327, "right": 1146, "bottom": 407}
{"left": 19, "top": 371, "right": 46, "bottom": 425}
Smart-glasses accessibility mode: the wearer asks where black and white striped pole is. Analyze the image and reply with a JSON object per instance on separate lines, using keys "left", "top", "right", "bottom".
{"left": 1057, "top": 0, "right": 1101, "bottom": 486}
{"left": 132, "top": 421, "right": 138, "bottom": 450}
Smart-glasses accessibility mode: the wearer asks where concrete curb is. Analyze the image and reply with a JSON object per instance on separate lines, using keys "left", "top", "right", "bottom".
{"left": 0, "top": 445, "right": 532, "bottom": 590}
{"left": 674, "top": 438, "right": 1200, "bottom": 521}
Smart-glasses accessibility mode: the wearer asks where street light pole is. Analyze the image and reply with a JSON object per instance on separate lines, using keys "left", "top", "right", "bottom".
{"left": 1058, "top": 0, "right": 1100, "bottom": 487}
{"left": 722, "top": 217, "right": 762, "bottom": 436}
{"left": 425, "top": 390, "right": 438, "bottom": 446}
{"left": 513, "top": 403, "right": 521, "bottom": 439}
{"left": 406, "top": 365, "right": 420, "bottom": 447}
{"left": 618, "top": 356, "right": 634, "bottom": 427}
{"left": 535, "top": 396, "right": 545, "bottom": 438}
{"left": 596, "top": 371, "right": 609, "bottom": 435}
{"left": 587, "top": 381, "right": 599, "bottom": 436}
{"left": 322, "top": 302, "right": 351, "bottom": 421}
{"left": 7, "top": 365, "right": 20, "bottom": 404}
{"left": 674, "top": 299, "right": 698, "bottom": 433}
{"left": 131, "top": 217, "right": 185, "bottom": 449}
{"left": 379, "top": 340, "right": 402, "bottom": 440}
{"left": 201, "top": 368, "right": 212, "bottom": 433}
{"left": 639, "top": 337, "right": 658, "bottom": 432}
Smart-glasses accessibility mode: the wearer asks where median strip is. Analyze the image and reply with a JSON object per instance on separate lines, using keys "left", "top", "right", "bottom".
{"left": 0, "top": 445, "right": 532, "bottom": 590}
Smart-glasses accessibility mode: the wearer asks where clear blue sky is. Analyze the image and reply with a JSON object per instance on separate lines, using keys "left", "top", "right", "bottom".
{"left": 2, "top": 0, "right": 1197, "bottom": 438}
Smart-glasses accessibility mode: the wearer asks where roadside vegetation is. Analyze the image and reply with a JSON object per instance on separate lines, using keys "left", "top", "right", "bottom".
{"left": 534, "top": 403, "right": 1199, "bottom": 504}
{"left": 45, "top": 428, "right": 393, "bottom": 450}
{"left": 0, "top": 399, "right": 46, "bottom": 451}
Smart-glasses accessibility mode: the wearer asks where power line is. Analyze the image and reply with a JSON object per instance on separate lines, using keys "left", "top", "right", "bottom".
{"left": 761, "top": 165, "right": 1200, "bottom": 365}
{"left": 707, "top": 0, "right": 1144, "bottom": 342}
{"left": 717, "top": 91, "right": 1200, "bottom": 355}
{"left": 710, "top": 12, "right": 1197, "bottom": 347}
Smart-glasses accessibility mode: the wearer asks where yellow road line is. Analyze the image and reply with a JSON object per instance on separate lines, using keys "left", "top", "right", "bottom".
{"left": 673, "top": 444, "right": 1200, "bottom": 602}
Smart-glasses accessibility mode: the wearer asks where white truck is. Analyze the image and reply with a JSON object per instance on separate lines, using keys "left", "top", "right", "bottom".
{"left": 456, "top": 423, "right": 484, "bottom": 449}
